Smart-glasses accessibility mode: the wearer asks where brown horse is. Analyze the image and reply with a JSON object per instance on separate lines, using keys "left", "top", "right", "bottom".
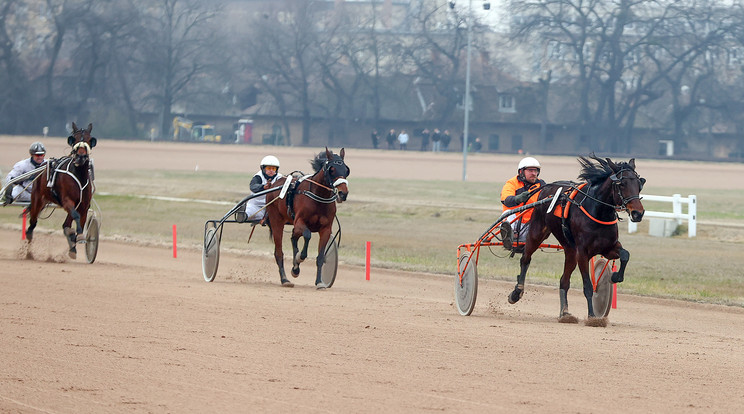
{"left": 25, "top": 122, "right": 97, "bottom": 259}
{"left": 509, "top": 155, "right": 645, "bottom": 323}
{"left": 265, "top": 148, "right": 350, "bottom": 288}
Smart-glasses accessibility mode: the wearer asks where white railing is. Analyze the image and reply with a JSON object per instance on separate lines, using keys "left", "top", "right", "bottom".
{"left": 628, "top": 194, "right": 697, "bottom": 237}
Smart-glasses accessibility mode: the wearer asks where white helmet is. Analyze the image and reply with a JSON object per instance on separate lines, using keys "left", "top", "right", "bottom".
{"left": 260, "top": 155, "right": 280, "bottom": 168}
{"left": 518, "top": 156, "right": 540, "bottom": 171}
{"left": 29, "top": 142, "right": 46, "bottom": 155}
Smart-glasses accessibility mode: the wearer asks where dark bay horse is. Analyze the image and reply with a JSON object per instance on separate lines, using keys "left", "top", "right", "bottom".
{"left": 509, "top": 155, "right": 645, "bottom": 323}
{"left": 26, "top": 122, "right": 97, "bottom": 259}
{"left": 265, "top": 148, "right": 350, "bottom": 289}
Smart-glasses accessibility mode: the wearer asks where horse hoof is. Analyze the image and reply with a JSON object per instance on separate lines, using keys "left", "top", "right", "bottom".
{"left": 508, "top": 288, "right": 523, "bottom": 304}
{"left": 585, "top": 317, "right": 608, "bottom": 327}
{"left": 558, "top": 313, "right": 579, "bottom": 324}
{"left": 68, "top": 249, "right": 77, "bottom": 260}
{"left": 291, "top": 268, "right": 300, "bottom": 278}
{"left": 611, "top": 272, "right": 623, "bottom": 283}
{"left": 281, "top": 281, "right": 295, "bottom": 288}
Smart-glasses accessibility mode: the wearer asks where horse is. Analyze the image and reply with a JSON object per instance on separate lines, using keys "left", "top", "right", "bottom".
{"left": 25, "top": 122, "right": 97, "bottom": 259}
{"left": 508, "top": 155, "right": 645, "bottom": 324}
{"left": 265, "top": 148, "right": 350, "bottom": 289}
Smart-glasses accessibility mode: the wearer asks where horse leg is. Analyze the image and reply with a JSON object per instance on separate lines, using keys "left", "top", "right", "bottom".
{"left": 291, "top": 226, "right": 310, "bottom": 277}
{"left": 25, "top": 194, "right": 43, "bottom": 242}
{"left": 558, "top": 248, "right": 579, "bottom": 323}
{"left": 314, "top": 229, "right": 332, "bottom": 289}
{"left": 272, "top": 224, "right": 293, "bottom": 287}
{"left": 58, "top": 197, "right": 80, "bottom": 258}
{"left": 509, "top": 226, "right": 550, "bottom": 304}
{"left": 575, "top": 253, "right": 596, "bottom": 318}
{"left": 508, "top": 253, "right": 532, "bottom": 304}
{"left": 25, "top": 208, "right": 38, "bottom": 242}
{"left": 610, "top": 242, "right": 630, "bottom": 283}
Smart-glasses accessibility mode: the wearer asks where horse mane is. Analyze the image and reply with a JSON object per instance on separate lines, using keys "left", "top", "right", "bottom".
{"left": 310, "top": 151, "right": 333, "bottom": 173}
{"left": 577, "top": 154, "right": 631, "bottom": 185}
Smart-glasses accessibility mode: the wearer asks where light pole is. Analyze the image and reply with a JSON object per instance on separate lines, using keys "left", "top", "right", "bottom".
{"left": 461, "top": 0, "right": 473, "bottom": 181}
{"left": 457, "top": 0, "right": 489, "bottom": 182}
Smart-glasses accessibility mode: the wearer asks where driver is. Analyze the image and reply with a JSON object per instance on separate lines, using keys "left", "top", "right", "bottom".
{"left": 499, "top": 156, "right": 545, "bottom": 251}
{"left": 3, "top": 142, "right": 47, "bottom": 205}
{"left": 241, "top": 155, "right": 282, "bottom": 222}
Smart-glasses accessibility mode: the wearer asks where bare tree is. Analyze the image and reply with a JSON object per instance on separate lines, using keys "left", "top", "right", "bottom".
{"left": 132, "top": 0, "right": 221, "bottom": 139}
{"left": 242, "top": 0, "right": 322, "bottom": 146}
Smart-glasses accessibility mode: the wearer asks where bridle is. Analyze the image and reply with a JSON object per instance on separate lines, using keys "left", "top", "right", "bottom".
{"left": 70, "top": 141, "right": 91, "bottom": 167}
{"left": 298, "top": 157, "right": 350, "bottom": 204}
{"left": 609, "top": 168, "right": 645, "bottom": 210}
{"left": 322, "top": 157, "right": 349, "bottom": 189}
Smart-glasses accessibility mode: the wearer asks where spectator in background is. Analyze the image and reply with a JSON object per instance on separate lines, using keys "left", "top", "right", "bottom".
{"left": 442, "top": 130, "right": 452, "bottom": 151}
{"left": 431, "top": 128, "right": 441, "bottom": 152}
{"left": 420, "top": 128, "right": 430, "bottom": 151}
{"left": 470, "top": 137, "right": 483, "bottom": 153}
{"left": 397, "top": 129, "right": 409, "bottom": 150}
{"left": 371, "top": 129, "right": 379, "bottom": 149}
{"left": 386, "top": 129, "right": 397, "bottom": 150}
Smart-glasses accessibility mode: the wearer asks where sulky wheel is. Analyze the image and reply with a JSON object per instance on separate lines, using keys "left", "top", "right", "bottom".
{"left": 84, "top": 215, "right": 100, "bottom": 264}
{"left": 319, "top": 237, "right": 339, "bottom": 288}
{"left": 454, "top": 251, "right": 478, "bottom": 316}
{"left": 591, "top": 257, "right": 614, "bottom": 317}
{"left": 202, "top": 226, "right": 221, "bottom": 282}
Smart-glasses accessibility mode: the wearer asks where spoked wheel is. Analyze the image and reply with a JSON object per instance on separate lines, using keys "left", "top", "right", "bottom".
{"left": 454, "top": 251, "right": 478, "bottom": 316}
{"left": 202, "top": 226, "right": 221, "bottom": 282}
{"left": 319, "top": 237, "right": 339, "bottom": 288}
{"left": 591, "top": 257, "right": 614, "bottom": 317}
{"left": 84, "top": 215, "right": 100, "bottom": 264}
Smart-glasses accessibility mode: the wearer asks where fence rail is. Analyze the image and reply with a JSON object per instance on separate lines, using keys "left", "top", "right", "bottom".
{"left": 628, "top": 194, "right": 697, "bottom": 237}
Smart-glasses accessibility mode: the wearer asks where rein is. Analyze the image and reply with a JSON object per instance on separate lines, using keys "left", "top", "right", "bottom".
{"left": 296, "top": 160, "right": 348, "bottom": 204}
{"left": 563, "top": 183, "right": 619, "bottom": 226}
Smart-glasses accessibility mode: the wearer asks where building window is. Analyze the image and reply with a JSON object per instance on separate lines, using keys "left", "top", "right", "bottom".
{"left": 512, "top": 134, "right": 523, "bottom": 152}
{"left": 489, "top": 134, "right": 499, "bottom": 151}
{"left": 499, "top": 94, "right": 516, "bottom": 113}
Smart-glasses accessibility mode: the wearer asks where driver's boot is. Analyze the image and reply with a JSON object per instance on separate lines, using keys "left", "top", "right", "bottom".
{"left": 500, "top": 221, "right": 513, "bottom": 250}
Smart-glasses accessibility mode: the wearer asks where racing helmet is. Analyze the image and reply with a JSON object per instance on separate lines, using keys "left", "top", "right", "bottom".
{"left": 260, "top": 155, "right": 280, "bottom": 169}
{"left": 29, "top": 142, "right": 46, "bottom": 155}
{"left": 517, "top": 156, "right": 540, "bottom": 171}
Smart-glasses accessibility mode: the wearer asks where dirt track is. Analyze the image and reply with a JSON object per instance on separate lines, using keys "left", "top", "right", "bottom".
{"left": 2, "top": 137, "right": 744, "bottom": 412}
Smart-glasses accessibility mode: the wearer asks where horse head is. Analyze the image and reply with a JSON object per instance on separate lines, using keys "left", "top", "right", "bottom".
{"left": 322, "top": 147, "right": 350, "bottom": 203}
{"left": 606, "top": 157, "right": 645, "bottom": 223}
{"left": 67, "top": 122, "right": 97, "bottom": 167}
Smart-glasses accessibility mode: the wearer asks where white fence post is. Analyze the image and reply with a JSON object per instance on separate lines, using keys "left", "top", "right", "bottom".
{"left": 626, "top": 194, "right": 696, "bottom": 237}
{"left": 688, "top": 195, "right": 696, "bottom": 237}
{"left": 672, "top": 194, "right": 682, "bottom": 225}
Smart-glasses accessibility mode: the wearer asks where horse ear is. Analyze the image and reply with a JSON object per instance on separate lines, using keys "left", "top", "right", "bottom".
{"left": 89, "top": 137, "right": 97, "bottom": 148}
{"left": 340, "top": 148, "right": 345, "bottom": 159}
{"left": 67, "top": 136, "right": 75, "bottom": 146}
{"left": 71, "top": 122, "right": 78, "bottom": 132}
{"left": 629, "top": 158, "right": 636, "bottom": 169}
{"left": 325, "top": 147, "right": 332, "bottom": 160}
{"left": 86, "top": 123, "right": 93, "bottom": 133}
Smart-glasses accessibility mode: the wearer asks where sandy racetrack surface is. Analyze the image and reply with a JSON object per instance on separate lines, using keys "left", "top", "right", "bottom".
{"left": 2, "top": 138, "right": 744, "bottom": 413}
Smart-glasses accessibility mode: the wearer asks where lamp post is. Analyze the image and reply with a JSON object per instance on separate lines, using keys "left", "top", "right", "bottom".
{"left": 462, "top": 0, "right": 473, "bottom": 181}
{"left": 457, "top": 0, "right": 489, "bottom": 181}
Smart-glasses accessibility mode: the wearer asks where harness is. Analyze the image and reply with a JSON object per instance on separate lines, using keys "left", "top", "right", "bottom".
{"left": 284, "top": 158, "right": 349, "bottom": 219}
{"left": 45, "top": 155, "right": 93, "bottom": 210}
